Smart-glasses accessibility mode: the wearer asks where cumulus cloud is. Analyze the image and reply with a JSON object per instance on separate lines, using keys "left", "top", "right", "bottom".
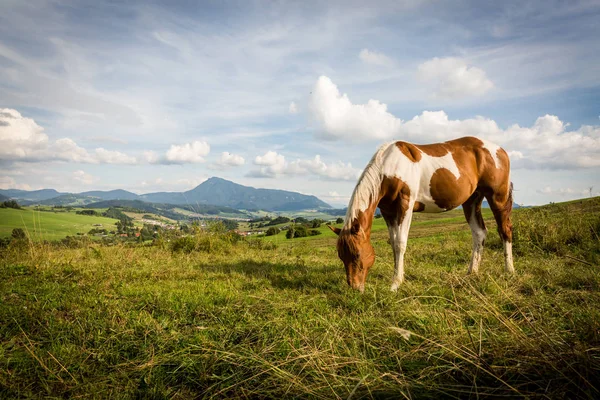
{"left": 165, "top": 141, "right": 210, "bottom": 164}
{"left": 308, "top": 77, "right": 600, "bottom": 169}
{"left": 417, "top": 57, "right": 494, "bottom": 99}
{"left": 249, "top": 150, "right": 360, "bottom": 180}
{"left": 217, "top": 152, "right": 245, "bottom": 167}
{"left": 359, "top": 49, "right": 393, "bottom": 66}
{"left": 289, "top": 102, "right": 298, "bottom": 114}
{"left": 309, "top": 76, "right": 403, "bottom": 141}
{"left": 0, "top": 108, "right": 137, "bottom": 164}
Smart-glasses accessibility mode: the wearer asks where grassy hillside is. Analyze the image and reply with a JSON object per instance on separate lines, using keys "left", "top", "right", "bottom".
{"left": 0, "top": 208, "right": 120, "bottom": 240}
{"left": 1, "top": 198, "right": 599, "bottom": 398}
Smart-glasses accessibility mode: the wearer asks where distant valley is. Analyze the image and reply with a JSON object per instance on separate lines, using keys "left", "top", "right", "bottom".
{"left": 0, "top": 177, "right": 334, "bottom": 220}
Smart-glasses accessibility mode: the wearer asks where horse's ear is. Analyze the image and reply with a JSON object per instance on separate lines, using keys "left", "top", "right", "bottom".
{"left": 350, "top": 219, "right": 360, "bottom": 235}
{"left": 328, "top": 225, "right": 341, "bottom": 235}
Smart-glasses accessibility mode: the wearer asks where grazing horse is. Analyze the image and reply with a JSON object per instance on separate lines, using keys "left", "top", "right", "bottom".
{"left": 329, "top": 136, "right": 514, "bottom": 292}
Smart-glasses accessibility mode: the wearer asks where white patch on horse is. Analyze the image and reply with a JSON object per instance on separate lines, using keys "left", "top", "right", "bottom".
{"left": 480, "top": 139, "right": 501, "bottom": 169}
{"left": 380, "top": 145, "right": 461, "bottom": 213}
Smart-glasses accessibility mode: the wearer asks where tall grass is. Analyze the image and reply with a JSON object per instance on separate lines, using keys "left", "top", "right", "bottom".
{"left": 1, "top": 198, "right": 599, "bottom": 398}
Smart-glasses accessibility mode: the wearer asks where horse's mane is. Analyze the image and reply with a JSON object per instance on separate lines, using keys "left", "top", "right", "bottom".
{"left": 343, "top": 142, "right": 393, "bottom": 229}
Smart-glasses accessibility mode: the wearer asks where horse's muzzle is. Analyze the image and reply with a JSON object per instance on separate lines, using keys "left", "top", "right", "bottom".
{"left": 350, "top": 282, "right": 365, "bottom": 293}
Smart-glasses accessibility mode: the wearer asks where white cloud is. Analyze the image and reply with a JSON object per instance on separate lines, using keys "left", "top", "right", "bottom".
{"left": 289, "top": 102, "right": 298, "bottom": 114}
{"left": 254, "top": 151, "right": 285, "bottom": 166}
{"left": 250, "top": 150, "right": 360, "bottom": 180}
{"left": 216, "top": 152, "right": 245, "bottom": 167}
{"left": 309, "top": 76, "right": 403, "bottom": 141}
{"left": 94, "top": 148, "right": 137, "bottom": 164}
{"left": 72, "top": 170, "right": 95, "bottom": 185}
{"left": 252, "top": 151, "right": 287, "bottom": 177}
{"left": 417, "top": 57, "right": 494, "bottom": 99}
{"left": 308, "top": 77, "right": 600, "bottom": 169}
{"left": 289, "top": 155, "right": 360, "bottom": 181}
{"left": 165, "top": 141, "right": 210, "bottom": 164}
{"left": 359, "top": 49, "right": 393, "bottom": 66}
{"left": 0, "top": 108, "right": 138, "bottom": 164}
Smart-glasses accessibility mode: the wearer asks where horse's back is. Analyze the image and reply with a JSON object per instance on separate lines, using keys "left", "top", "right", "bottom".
{"left": 381, "top": 136, "right": 510, "bottom": 213}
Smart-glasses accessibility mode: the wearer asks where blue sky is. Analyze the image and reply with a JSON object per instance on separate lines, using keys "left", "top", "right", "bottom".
{"left": 1, "top": 0, "right": 599, "bottom": 206}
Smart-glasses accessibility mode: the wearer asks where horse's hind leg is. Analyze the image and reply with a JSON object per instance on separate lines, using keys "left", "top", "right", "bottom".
{"left": 462, "top": 190, "right": 487, "bottom": 274}
{"left": 486, "top": 184, "right": 515, "bottom": 273}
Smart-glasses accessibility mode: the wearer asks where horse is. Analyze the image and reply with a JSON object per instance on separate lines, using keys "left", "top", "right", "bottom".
{"left": 329, "top": 136, "right": 514, "bottom": 292}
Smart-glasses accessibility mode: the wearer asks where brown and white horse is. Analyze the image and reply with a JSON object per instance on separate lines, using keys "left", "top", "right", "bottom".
{"left": 329, "top": 136, "right": 514, "bottom": 292}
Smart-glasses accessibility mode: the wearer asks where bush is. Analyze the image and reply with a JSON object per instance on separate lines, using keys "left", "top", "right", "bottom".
{"left": 1, "top": 200, "right": 22, "bottom": 209}
{"left": 265, "top": 227, "right": 280, "bottom": 236}
{"left": 76, "top": 209, "right": 99, "bottom": 216}
{"left": 11, "top": 228, "right": 26, "bottom": 240}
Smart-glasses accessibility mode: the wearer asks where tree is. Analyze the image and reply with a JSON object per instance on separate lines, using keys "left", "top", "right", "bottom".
{"left": 1, "top": 200, "right": 22, "bottom": 209}
{"left": 140, "top": 227, "right": 153, "bottom": 241}
{"left": 286, "top": 227, "right": 295, "bottom": 239}
{"left": 11, "top": 228, "right": 26, "bottom": 239}
{"left": 336, "top": 217, "right": 344, "bottom": 224}
{"left": 265, "top": 227, "right": 280, "bottom": 236}
{"left": 293, "top": 225, "right": 308, "bottom": 238}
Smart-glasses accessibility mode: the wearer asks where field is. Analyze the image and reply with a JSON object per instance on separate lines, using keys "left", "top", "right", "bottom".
{"left": 0, "top": 208, "right": 120, "bottom": 241}
{"left": 1, "top": 198, "right": 599, "bottom": 398}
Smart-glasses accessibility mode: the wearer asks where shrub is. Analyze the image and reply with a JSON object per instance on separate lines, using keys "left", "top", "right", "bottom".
{"left": 76, "top": 209, "right": 99, "bottom": 216}
{"left": 11, "top": 228, "right": 26, "bottom": 239}
{"left": 265, "top": 227, "right": 280, "bottom": 236}
{"left": 1, "top": 200, "right": 22, "bottom": 209}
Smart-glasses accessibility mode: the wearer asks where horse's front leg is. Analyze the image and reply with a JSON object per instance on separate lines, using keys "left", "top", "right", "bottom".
{"left": 390, "top": 205, "right": 414, "bottom": 291}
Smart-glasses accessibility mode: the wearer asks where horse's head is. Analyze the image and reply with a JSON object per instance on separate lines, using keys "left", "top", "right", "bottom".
{"left": 329, "top": 220, "right": 375, "bottom": 293}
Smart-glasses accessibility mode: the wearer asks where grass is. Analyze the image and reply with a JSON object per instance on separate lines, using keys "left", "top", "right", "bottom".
{"left": 0, "top": 208, "right": 119, "bottom": 241}
{"left": 1, "top": 198, "right": 599, "bottom": 398}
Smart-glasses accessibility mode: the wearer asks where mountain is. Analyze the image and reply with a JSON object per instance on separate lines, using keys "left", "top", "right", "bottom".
{"left": 79, "top": 189, "right": 139, "bottom": 201}
{"left": 481, "top": 201, "right": 523, "bottom": 209}
{"left": 1, "top": 177, "right": 332, "bottom": 212}
{"left": 0, "top": 193, "right": 8, "bottom": 201}
{"left": 0, "top": 188, "right": 63, "bottom": 201}
{"left": 84, "top": 199, "right": 247, "bottom": 220}
{"left": 33, "top": 194, "right": 101, "bottom": 206}
{"left": 141, "top": 177, "right": 332, "bottom": 211}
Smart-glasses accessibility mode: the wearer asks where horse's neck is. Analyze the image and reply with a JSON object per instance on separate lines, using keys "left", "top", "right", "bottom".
{"left": 344, "top": 168, "right": 383, "bottom": 232}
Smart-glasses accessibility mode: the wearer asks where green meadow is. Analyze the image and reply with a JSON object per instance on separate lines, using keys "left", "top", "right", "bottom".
{"left": 1, "top": 198, "right": 599, "bottom": 398}
{"left": 0, "top": 208, "right": 119, "bottom": 241}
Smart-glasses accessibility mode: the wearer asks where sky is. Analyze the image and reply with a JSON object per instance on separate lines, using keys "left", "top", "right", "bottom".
{"left": 1, "top": 0, "right": 599, "bottom": 207}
